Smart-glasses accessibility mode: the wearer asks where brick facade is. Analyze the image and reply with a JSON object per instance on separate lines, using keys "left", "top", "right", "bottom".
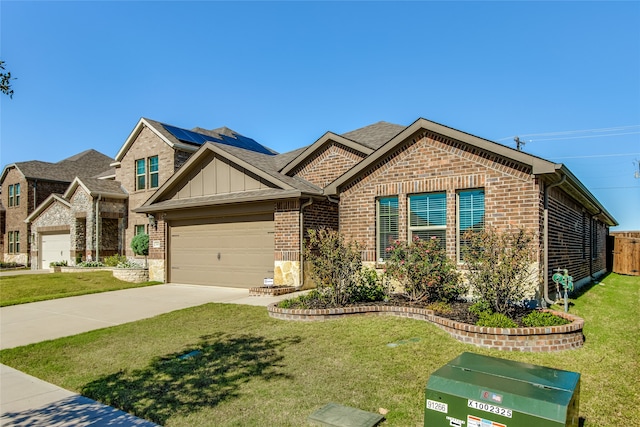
{"left": 339, "top": 131, "right": 540, "bottom": 265}
{"left": 114, "top": 125, "right": 195, "bottom": 261}
{"left": 290, "top": 143, "right": 365, "bottom": 188}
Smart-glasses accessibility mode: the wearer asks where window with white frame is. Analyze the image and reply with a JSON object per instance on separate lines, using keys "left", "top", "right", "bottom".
{"left": 408, "top": 192, "right": 447, "bottom": 248}
{"left": 135, "top": 224, "right": 146, "bottom": 236}
{"left": 457, "top": 189, "right": 485, "bottom": 261}
{"left": 377, "top": 196, "right": 399, "bottom": 261}
{"left": 135, "top": 159, "right": 146, "bottom": 190}
{"left": 8, "top": 231, "right": 19, "bottom": 253}
{"left": 149, "top": 156, "right": 159, "bottom": 188}
{"left": 7, "top": 184, "right": 19, "bottom": 207}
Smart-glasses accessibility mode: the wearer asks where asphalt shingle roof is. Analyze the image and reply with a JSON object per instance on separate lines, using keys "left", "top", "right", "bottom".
{"left": 10, "top": 150, "right": 114, "bottom": 183}
{"left": 342, "top": 121, "right": 406, "bottom": 149}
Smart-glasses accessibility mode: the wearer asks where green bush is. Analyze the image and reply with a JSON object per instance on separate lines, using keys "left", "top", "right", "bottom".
{"left": 522, "top": 311, "right": 570, "bottom": 327}
{"left": 0, "top": 261, "right": 23, "bottom": 269}
{"left": 462, "top": 228, "right": 537, "bottom": 317}
{"left": 277, "top": 289, "right": 322, "bottom": 309}
{"left": 49, "top": 260, "right": 68, "bottom": 267}
{"left": 304, "top": 228, "right": 364, "bottom": 306}
{"left": 103, "top": 254, "right": 128, "bottom": 267}
{"left": 131, "top": 234, "right": 149, "bottom": 256}
{"left": 425, "top": 301, "right": 452, "bottom": 314}
{"left": 468, "top": 300, "right": 492, "bottom": 317}
{"left": 77, "top": 261, "right": 105, "bottom": 267}
{"left": 352, "top": 267, "right": 386, "bottom": 302}
{"left": 384, "top": 236, "right": 464, "bottom": 303}
{"left": 117, "top": 260, "right": 143, "bottom": 269}
{"left": 476, "top": 312, "right": 518, "bottom": 328}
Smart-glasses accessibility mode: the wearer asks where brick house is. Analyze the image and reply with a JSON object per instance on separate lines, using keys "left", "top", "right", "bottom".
{"left": 136, "top": 117, "right": 616, "bottom": 302}
{"left": 1, "top": 150, "right": 113, "bottom": 265}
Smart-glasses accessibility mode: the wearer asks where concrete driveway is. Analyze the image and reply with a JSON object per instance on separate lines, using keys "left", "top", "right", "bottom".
{"left": 0, "top": 283, "right": 299, "bottom": 426}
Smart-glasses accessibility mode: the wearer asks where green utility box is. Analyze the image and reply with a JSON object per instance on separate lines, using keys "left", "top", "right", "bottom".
{"left": 425, "top": 352, "right": 580, "bottom": 427}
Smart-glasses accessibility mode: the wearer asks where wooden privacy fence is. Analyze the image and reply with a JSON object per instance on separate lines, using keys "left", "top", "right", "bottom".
{"left": 611, "top": 232, "right": 640, "bottom": 276}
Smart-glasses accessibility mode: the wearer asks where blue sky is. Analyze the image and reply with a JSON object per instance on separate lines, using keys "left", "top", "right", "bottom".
{"left": 1, "top": 1, "right": 639, "bottom": 230}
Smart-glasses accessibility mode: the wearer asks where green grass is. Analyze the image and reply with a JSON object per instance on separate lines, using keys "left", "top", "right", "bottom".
{"left": 0, "top": 271, "right": 160, "bottom": 306}
{"left": 0, "top": 273, "right": 638, "bottom": 426}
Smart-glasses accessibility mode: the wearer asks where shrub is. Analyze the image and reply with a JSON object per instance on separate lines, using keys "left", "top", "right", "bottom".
{"left": 304, "top": 228, "right": 364, "bottom": 306}
{"left": 103, "top": 254, "right": 128, "bottom": 267}
{"left": 0, "top": 261, "right": 23, "bottom": 269}
{"left": 468, "top": 300, "right": 492, "bottom": 317}
{"left": 425, "top": 301, "right": 452, "bottom": 314}
{"left": 522, "top": 311, "right": 570, "bottom": 327}
{"left": 352, "top": 267, "right": 386, "bottom": 302}
{"left": 462, "top": 228, "right": 537, "bottom": 317}
{"left": 131, "top": 234, "right": 149, "bottom": 256}
{"left": 277, "top": 289, "right": 322, "bottom": 309}
{"left": 77, "top": 261, "right": 104, "bottom": 267}
{"left": 476, "top": 312, "right": 518, "bottom": 328}
{"left": 385, "top": 236, "right": 464, "bottom": 303}
{"left": 49, "top": 260, "right": 68, "bottom": 267}
{"left": 117, "top": 260, "right": 143, "bottom": 269}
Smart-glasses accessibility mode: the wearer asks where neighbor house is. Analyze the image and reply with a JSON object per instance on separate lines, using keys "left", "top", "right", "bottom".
{"left": 1, "top": 150, "right": 114, "bottom": 266}
{"left": 135, "top": 117, "right": 616, "bottom": 302}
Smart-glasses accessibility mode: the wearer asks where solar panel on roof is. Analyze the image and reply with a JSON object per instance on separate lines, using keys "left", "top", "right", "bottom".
{"left": 162, "top": 124, "right": 274, "bottom": 155}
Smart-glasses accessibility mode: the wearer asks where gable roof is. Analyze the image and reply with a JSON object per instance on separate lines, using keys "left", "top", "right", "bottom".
{"left": 1, "top": 149, "right": 114, "bottom": 184}
{"left": 25, "top": 194, "right": 71, "bottom": 224}
{"left": 341, "top": 121, "right": 406, "bottom": 150}
{"left": 325, "top": 117, "right": 617, "bottom": 226}
{"left": 63, "top": 177, "right": 128, "bottom": 200}
{"left": 113, "top": 118, "right": 277, "bottom": 163}
{"left": 136, "top": 141, "right": 323, "bottom": 213}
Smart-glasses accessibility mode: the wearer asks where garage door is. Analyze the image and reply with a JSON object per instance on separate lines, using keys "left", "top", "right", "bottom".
{"left": 40, "top": 233, "right": 71, "bottom": 269}
{"left": 169, "top": 213, "right": 274, "bottom": 288}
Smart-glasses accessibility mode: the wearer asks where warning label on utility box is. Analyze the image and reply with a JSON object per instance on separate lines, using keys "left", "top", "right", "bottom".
{"left": 467, "top": 414, "right": 506, "bottom": 427}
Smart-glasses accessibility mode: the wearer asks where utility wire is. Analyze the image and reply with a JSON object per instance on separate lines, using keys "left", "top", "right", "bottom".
{"left": 498, "top": 124, "right": 640, "bottom": 142}
{"left": 551, "top": 152, "right": 640, "bottom": 159}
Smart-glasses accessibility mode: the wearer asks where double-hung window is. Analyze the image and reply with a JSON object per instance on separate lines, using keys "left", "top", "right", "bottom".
{"left": 149, "top": 156, "right": 159, "bottom": 188}
{"left": 457, "top": 189, "right": 485, "bottom": 261}
{"left": 408, "top": 192, "right": 447, "bottom": 248}
{"left": 135, "top": 159, "right": 146, "bottom": 190}
{"left": 135, "top": 156, "right": 159, "bottom": 190}
{"left": 8, "top": 231, "right": 19, "bottom": 253}
{"left": 377, "top": 196, "right": 399, "bottom": 261}
{"left": 8, "top": 184, "right": 19, "bottom": 207}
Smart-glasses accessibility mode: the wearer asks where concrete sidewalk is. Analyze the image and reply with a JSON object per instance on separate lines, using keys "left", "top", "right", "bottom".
{"left": 0, "top": 283, "right": 299, "bottom": 426}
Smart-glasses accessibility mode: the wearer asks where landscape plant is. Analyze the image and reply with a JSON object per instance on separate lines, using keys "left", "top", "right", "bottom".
{"left": 384, "top": 236, "right": 464, "bottom": 303}
{"left": 304, "top": 228, "right": 364, "bottom": 306}
{"left": 131, "top": 233, "right": 149, "bottom": 267}
{"left": 462, "top": 227, "right": 537, "bottom": 317}
{"left": 103, "top": 254, "right": 128, "bottom": 267}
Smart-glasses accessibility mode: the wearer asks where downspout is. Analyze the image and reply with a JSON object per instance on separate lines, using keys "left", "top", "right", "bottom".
{"left": 590, "top": 208, "right": 602, "bottom": 281}
{"left": 542, "top": 173, "right": 566, "bottom": 307}
{"left": 95, "top": 194, "right": 101, "bottom": 262}
{"left": 299, "top": 198, "right": 314, "bottom": 289}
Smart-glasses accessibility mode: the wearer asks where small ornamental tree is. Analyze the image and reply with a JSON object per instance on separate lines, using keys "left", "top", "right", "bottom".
{"left": 462, "top": 227, "right": 536, "bottom": 317}
{"left": 385, "top": 236, "right": 464, "bottom": 303}
{"left": 304, "top": 228, "right": 363, "bottom": 306}
{"left": 131, "top": 233, "right": 149, "bottom": 267}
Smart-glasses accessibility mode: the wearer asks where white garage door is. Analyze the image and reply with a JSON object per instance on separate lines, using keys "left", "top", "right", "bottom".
{"left": 40, "top": 233, "right": 71, "bottom": 269}
{"left": 169, "top": 213, "right": 274, "bottom": 288}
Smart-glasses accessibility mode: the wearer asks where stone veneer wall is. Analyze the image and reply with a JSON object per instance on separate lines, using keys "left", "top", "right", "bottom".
{"left": 267, "top": 304, "right": 584, "bottom": 352}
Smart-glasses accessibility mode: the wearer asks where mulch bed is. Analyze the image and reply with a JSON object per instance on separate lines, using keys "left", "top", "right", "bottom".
{"left": 283, "top": 294, "right": 537, "bottom": 327}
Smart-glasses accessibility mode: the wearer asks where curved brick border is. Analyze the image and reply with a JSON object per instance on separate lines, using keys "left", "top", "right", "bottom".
{"left": 267, "top": 303, "right": 584, "bottom": 352}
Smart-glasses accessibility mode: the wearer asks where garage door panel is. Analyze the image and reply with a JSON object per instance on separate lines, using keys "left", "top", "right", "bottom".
{"left": 41, "top": 233, "right": 71, "bottom": 269}
{"left": 169, "top": 214, "right": 275, "bottom": 288}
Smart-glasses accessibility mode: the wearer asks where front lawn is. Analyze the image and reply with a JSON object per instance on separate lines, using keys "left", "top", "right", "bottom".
{"left": 0, "top": 271, "right": 159, "bottom": 306}
{"left": 0, "top": 273, "right": 638, "bottom": 426}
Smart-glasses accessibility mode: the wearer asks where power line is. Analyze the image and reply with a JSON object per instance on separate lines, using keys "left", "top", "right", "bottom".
{"left": 498, "top": 124, "right": 640, "bottom": 142}
{"left": 551, "top": 152, "right": 640, "bottom": 159}
{"left": 532, "top": 131, "right": 640, "bottom": 142}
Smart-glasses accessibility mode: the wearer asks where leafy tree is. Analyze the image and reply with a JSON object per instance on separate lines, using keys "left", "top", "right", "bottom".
{"left": 1, "top": 60, "right": 15, "bottom": 98}
{"left": 131, "top": 233, "right": 149, "bottom": 267}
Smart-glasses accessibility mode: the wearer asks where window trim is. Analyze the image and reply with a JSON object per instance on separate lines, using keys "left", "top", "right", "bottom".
{"left": 456, "top": 188, "right": 485, "bottom": 263}
{"left": 376, "top": 196, "right": 399, "bottom": 262}
{"left": 15, "top": 183, "right": 20, "bottom": 206}
{"left": 148, "top": 155, "right": 159, "bottom": 189}
{"left": 135, "top": 158, "right": 146, "bottom": 191}
{"left": 407, "top": 192, "right": 447, "bottom": 248}
{"left": 8, "top": 184, "right": 14, "bottom": 207}
{"left": 8, "top": 230, "right": 19, "bottom": 254}
{"left": 135, "top": 224, "right": 146, "bottom": 236}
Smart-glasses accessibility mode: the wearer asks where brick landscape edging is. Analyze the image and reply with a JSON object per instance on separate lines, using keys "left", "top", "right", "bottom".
{"left": 267, "top": 303, "right": 584, "bottom": 352}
